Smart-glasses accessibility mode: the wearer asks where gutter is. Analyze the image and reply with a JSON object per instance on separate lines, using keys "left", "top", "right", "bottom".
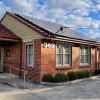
{"left": 1, "top": 36, "right": 21, "bottom": 40}
{"left": 47, "top": 35, "right": 100, "bottom": 46}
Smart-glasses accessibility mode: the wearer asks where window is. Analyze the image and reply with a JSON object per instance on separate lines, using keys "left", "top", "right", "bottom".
{"left": 80, "top": 46, "right": 90, "bottom": 65}
{"left": 56, "top": 44, "right": 71, "bottom": 67}
{"left": 26, "top": 44, "right": 34, "bottom": 67}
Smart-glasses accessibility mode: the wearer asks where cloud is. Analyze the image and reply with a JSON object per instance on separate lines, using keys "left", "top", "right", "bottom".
{"left": 32, "top": 0, "right": 100, "bottom": 30}
{"left": 92, "top": 4, "right": 100, "bottom": 12}
{"left": 73, "top": 8, "right": 89, "bottom": 16}
{"left": 0, "top": 0, "right": 100, "bottom": 39}
{"left": 64, "top": 14, "right": 100, "bottom": 28}
{"left": 86, "top": 30, "right": 100, "bottom": 39}
{"left": 97, "top": 0, "right": 100, "bottom": 4}
{"left": 0, "top": 2, "right": 10, "bottom": 19}
{"left": 42, "top": 0, "right": 91, "bottom": 10}
{"left": 1, "top": 0, "right": 40, "bottom": 15}
{"left": 38, "top": 0, "right": 92, "bottom": 19}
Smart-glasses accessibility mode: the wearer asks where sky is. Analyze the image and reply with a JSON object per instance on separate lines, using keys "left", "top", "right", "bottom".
{"left": 0, "top": 0, "right": 100, "bottom": 40}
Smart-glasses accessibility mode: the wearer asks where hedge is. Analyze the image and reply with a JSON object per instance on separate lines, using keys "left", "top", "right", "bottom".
{"left": 43, "top": 74, "right": 54, "bottom": 82}
{"left": 54, "top": 72, "right": 68, "bottom": 83}
{"left": 94, "top": 69, "right": 100, "bottom": 75}
{"left": 78, "top": 70, "right": 91, "bottom": 79}
{"left": 43, "top": 70, "right": 91, "bottom": 83}
{"left": 67, "top": 70, "right": 91, "bottom": 81}
{"left": 67, "top": 71, "right": 78, "bottom": 81}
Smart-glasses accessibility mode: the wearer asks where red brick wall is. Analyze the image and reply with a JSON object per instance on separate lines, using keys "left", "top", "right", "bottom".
{"left": 3, "top": 39, "right": 97, "bottom": 83}
{"left": 3, "top": 40, "right": 42, "bottom": 82}
{"left": 21, "top": 39, "right": 41, "bottom": 82}
{"left": 1, "top": 23, "right": 98, "bottom": 83}
{"left": 4, "top": 42, "right": 20, "bottom": 76}
{"left": 41, "top": 40, "right": 96, "bottom": 81}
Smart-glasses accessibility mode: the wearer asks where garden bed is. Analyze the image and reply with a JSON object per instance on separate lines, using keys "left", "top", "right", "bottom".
{"left": 41, "top": 75, "right": 100, "bottom": 87}
{"left": 42, "top": 69, "right": 100, "bottom": 87}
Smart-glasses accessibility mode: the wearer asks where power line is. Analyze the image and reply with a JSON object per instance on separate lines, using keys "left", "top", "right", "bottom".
{"left": 62, "top": 26, "right": 100, "bottom": 30}
{"left": 56, "top": 26, "right": 100, "bottom": 35}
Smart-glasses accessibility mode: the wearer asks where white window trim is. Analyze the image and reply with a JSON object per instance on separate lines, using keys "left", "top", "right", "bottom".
{"left": 25, "top": 42, "right": 34, "bottom": 67}
{"left": 56, "top": 43, "right": 72, "bottom": 67}
{"left": 23, "top": 39, "right": 34, "bottom": 43}
{"left": 79, "top": 46, "right": 91, "bottom": 65}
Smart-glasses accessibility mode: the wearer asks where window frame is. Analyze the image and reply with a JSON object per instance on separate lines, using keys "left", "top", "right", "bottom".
{"left": 25, "top": 43, "right": 34, "bottom": 67}
{"left": 79, "top": 46, "right": 91, "bottom": 65}
{"left": 56, "top": 43, "right": 72, "bottom": 67}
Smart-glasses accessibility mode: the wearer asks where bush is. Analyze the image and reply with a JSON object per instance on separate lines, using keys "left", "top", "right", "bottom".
{"left": 78, "top": 70, "right": 91, "bottom": 79}
{"left": 85, "top": 70, "right": 91, "bottom": 77}
{"left": 94, "top": 69, "right": 100, "bottom": 75}
{"left": 43, "top": 74, "right": 54, "bottom": 82}
{"left": 43, "top": 70, "right": 91, "bottom": 83}
{"left": 54, "top": 73, "right": 68, "bottom": 83}
{"left": 67, "top": 70, "right": 90, "bottom": 81}
{"left": 67, "top": 71, "right": 78, "bottom": 81}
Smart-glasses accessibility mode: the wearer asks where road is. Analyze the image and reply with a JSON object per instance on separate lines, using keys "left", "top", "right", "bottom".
{"left": 0, "top": 77, "right": 100, "bottom": 100}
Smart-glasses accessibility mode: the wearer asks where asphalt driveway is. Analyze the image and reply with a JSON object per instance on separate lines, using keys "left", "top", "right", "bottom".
{"left": 0, "top": 76, "right": 100, "bottom": 100}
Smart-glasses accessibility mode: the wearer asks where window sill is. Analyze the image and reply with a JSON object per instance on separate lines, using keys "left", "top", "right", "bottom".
{"left": 79, "top": 65, "right": 91, "bottom": 68}
{"left": 56, "top": 66, "right": 72, "bottom": 70}
{"left": 26, "top": 66, "right": 33, "bottom": 67}
{"left": 25, "top": 66, "right": 33, "bottom": 68}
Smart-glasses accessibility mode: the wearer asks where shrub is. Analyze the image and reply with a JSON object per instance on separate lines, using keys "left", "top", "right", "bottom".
{"left": 78, "top": 70, "right": 91, "bottom": 79}
{"left": 67, "top": 70, "right": 90, "bottom": 81}
{"left": 85, "top": 70, "right": 91, "bottom": 77}
{"left": 67, "top": 71, "right": 78, "bottom": 81}
{"left": 54, "top": 73, "right": 68, "bottom": 83}
{"left": 43, "top": 74, "right": 54, "bottom": 82}
{"left": 94, "top": 69, "right": 100, "bottom": 75}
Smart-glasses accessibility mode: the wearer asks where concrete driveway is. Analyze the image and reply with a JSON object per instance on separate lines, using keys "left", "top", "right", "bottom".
{"left": 0, "top": 76, "right": 100, "bottom": 100}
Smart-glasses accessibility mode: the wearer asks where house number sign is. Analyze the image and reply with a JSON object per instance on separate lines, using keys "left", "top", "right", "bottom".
{"left": 43, "top": 42, "right": 54, "bottom": 48}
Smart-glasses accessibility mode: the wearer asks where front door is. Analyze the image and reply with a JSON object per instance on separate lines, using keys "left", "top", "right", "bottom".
{"left": 0, "top": 47, "right": 4, "bottom": 72}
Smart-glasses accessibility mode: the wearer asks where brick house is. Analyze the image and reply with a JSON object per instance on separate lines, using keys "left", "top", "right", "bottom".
{"left": 0, "top": 11, "right": 100, "bottom": 82}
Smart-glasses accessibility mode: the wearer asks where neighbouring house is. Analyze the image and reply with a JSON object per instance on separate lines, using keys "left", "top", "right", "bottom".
{"left": 0, "top": 11, "right": 100, "bottom": 82}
